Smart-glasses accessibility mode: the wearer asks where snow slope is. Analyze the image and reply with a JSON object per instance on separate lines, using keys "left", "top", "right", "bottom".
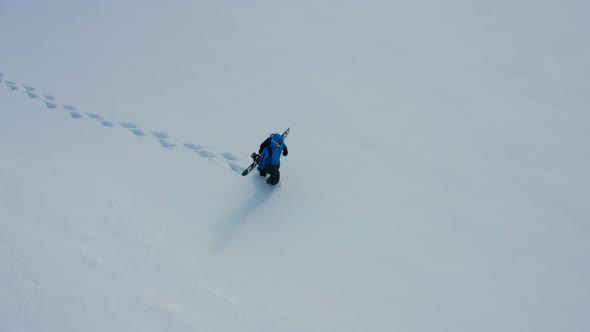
{"left": 1, "top": 1, "right": 589, "bottom": 331}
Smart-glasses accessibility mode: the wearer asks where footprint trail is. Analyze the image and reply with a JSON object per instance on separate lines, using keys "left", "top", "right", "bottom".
{"left": 1, "top": 73, "right": 247, "bottom": 174}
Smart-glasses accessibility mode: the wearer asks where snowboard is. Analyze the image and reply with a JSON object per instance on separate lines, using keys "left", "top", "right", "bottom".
{"left": 242, "top": 127, "right": 290, "bottom": 176}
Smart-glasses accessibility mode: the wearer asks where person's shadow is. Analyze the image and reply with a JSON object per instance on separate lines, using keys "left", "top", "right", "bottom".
{"left": 211, "top": 178, "right": 276, "bottom": 251}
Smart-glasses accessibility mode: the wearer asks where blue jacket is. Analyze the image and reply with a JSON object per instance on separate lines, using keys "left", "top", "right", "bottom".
{"left": 258, "top": 133, "right": 287, "bottom": 170}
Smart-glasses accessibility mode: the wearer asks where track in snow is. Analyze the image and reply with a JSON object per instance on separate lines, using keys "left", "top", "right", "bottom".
{"left": 2, "top": 73, "right": 245, "bottom": 174}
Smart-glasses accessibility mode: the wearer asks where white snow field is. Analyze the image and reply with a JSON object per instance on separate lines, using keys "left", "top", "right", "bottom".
{"left": 1, "top": 1, "right": 589, "bottom": 331}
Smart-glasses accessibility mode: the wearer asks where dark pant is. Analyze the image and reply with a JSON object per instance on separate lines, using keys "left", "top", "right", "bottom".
{"left": 260, "top": 164, "right": 280, "bottom": 185}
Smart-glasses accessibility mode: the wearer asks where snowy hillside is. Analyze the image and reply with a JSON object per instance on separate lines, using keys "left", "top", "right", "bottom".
{"left": 1, "top": 1, "right": 589, "bottom": 331}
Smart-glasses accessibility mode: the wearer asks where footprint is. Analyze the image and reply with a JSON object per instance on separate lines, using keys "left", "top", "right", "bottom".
{"left": 197, "top": 150, "right": 216, "bottom": 158}
{"left": 220, "top": 152, "right": 237, "bottom": 161}
{"left": 86, "top": 113, "right": 104, "bottom": 120}
{"left": 184, "top": 143, "right": 203, "bottom": 151}
{"left": 23, "top": 85, "right": 35, "bottom": 91}
{"left": 120, "top": 122, "right": 140, "bottom": 129}
{"left": 159, "top": 140, "right": 176, "bottom": 149}
{"left": 44, "top": 94, "right": 55, "bottom": 100}
{"left": 70, "top": 112, "right": 83, "bottom": 119}
{"left": 130, "top": 128, "right": 146, "bottom": 136}
{"left": 152, "top": 131, "right": 169, "bottom": 139}
{"left": 45, "top": 101, "right": 58, "bottom": 109}
{"left": 227, "top": 162, "right": 243, "bottom": 173}
{"left": 26, "top": 91, "right": 39, "bottom": 99}
{"left": 100, "top": 120, "right": 115, "bottom": 127}
{"left": 63, "top": 105, "right": 77, "bottom": 111}
{"left": 5, "top": 81, "right": 18, "bottom": 90}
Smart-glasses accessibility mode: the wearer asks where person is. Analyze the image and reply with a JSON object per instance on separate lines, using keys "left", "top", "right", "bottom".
{"left": 252, "top": 132, "right": 288, "bottom": 185}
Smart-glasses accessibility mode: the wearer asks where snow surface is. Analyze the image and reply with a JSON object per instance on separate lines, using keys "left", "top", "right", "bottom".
{"left": 1, "top": 1, "right": 590, "bottom": 331}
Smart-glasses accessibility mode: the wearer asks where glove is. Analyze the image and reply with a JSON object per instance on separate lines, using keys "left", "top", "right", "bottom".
{"left": 282, "top": 149, "right": 288, "bottom": 157}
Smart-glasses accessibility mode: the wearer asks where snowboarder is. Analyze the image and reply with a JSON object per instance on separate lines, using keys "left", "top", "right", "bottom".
{"left": 252, "top": 132, "right": 288, "bottom": 185}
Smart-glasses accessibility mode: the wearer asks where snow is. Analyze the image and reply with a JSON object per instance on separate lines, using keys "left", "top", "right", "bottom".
{"left": 1, "top": 1, "right": 590, "bottom": 331}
